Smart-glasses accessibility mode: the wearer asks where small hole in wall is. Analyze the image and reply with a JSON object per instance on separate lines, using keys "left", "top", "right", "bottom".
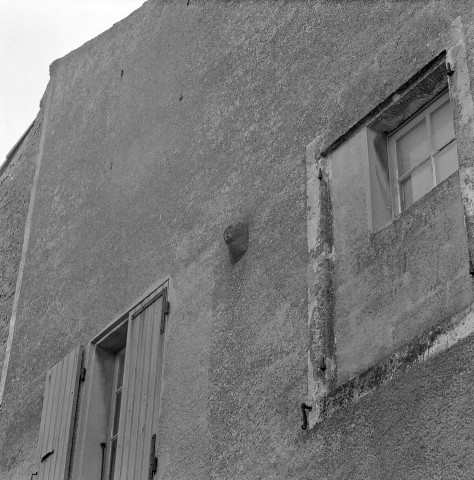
{"left": 179, "top": 93, "right": 183, "bottom": 101}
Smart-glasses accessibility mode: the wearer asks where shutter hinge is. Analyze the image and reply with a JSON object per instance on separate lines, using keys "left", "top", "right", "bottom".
{"left": 80, "top": 367, "right": 86, "bottom": 382}
{"left": 100, "top": 443, "right": 106, "bottom": 480}
{"left": 446, "top": 61, "right": 455, "bottom": 76}
{"left": 301, "top": 403, "right": 312, "bottom": 430}
{"left": 160, "top": 300, "right": 170, "bottom": 334}
{"left": 148, "top": 434, "right": 158, "bottom": 479}
{"left": 469, "top": 259, "right": 474, "bottom": 276}
{"left": 40, "top": 450, "right": 54, "bottom": 462}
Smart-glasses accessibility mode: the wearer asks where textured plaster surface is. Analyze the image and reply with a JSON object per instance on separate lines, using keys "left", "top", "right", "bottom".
{"left": 1, "top": 2, "right": 474, "bottom": 480}
{"left": 0, "top": 118, "right": 40, "bottom": 382}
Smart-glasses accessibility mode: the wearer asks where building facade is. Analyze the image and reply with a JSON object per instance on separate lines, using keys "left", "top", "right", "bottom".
{"left": 2, "top": 1, "right": 474, "bottom": 479}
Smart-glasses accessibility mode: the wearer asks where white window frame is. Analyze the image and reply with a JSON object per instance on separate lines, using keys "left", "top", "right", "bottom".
{"left": 387, "top": 90, "right": 457, "bottom": 215}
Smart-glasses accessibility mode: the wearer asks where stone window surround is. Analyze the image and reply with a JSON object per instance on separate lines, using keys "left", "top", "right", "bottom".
{"left": 304, "top": 17, "right": 474, "bottom": 429}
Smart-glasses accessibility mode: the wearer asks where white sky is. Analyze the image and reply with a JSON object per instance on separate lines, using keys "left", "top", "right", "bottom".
{"left": 0, "top": 0, "right": 145, "bottom": 163}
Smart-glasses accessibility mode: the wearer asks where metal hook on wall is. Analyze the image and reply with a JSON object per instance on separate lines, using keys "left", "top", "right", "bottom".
{"left": 301, "top": 403, "right": 312, "bottom": 430}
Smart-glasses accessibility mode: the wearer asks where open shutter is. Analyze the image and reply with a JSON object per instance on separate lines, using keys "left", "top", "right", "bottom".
{"left": 37, "top": 345, "right": 83, "bottom": 480}
{"left": 115, "top": 292, "right": 167, "bottom": 480}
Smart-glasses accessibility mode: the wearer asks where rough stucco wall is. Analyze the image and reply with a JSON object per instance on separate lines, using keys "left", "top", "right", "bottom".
{"left": 330, "top": 129, "right": 472, "bottom": 385}
{"left": 0, "top": 118, "right": 40, "bottom": 381}
{"left": 2, "top": 2, "right": 474, "bottom": 480}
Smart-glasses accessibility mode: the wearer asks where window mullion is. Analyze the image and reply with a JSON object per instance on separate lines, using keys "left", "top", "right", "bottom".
{"left": 396, "top": 156, "right": 432, "bottom": 184}
{"left": 387, "top": 136, "right": 402, "bottom": 216}
{"left": 427, "top": 110, "right": 437, "bottom": 186}
{"left": 433, "top": 137, "right": 455, "bottom": 157}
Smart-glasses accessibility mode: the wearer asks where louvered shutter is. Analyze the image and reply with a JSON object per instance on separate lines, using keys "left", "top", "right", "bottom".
{"left": 115, "top": 293, "right": 167, "bottom": 480}
{"left": 36, "top": 345, "right": 83, "bottom": 480}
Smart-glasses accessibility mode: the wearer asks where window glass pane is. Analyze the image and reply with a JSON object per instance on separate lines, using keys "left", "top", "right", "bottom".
{"left": 109, "top": 438, "right": 117, "bottom": 480}
{"left": 396, "top": 119, "right": 429, "bottom": 175}
{"left": 401, "top": 160, "right": 433, "bottom": 210}
{"left": 435, "top": 140, "right": 458, "bottom": 184}
{"left": 431, "top": 100, "right": 455, "bottom": 152}
{"left": 116, "top": 348, "right": 125, "bottom": 389}
{"left": 112, "top": 390, "right": 122, "bottom": 437}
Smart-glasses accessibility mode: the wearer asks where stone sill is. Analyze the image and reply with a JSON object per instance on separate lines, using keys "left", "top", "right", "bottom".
{"left": 309, "top": 300, "right": 474, "bottom": 428}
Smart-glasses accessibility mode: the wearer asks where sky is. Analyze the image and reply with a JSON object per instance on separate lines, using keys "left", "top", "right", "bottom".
{"left": 0, "top": 0, "right": 145, "bottom": 164}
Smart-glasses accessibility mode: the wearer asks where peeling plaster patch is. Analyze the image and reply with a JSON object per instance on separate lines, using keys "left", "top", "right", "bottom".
{"left": 312, "top": 302, "right": 474, "bottom": 426}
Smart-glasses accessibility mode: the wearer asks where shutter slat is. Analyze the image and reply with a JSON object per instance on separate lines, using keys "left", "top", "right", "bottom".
{"left": 128, "top": 310, "right": 143, "bottom": 478}
{"left": 38, "top": 369, "right": 53, "bottom": 466}
{"left": 151, "top": 297, "right": 165, "bottom": 428}
{"left": 133, "top": 306, "right": 149, "bottom": 480}
{"left": 143, "top": 298, "right": 164, "bottom": 476}
{"left": 42, "top": 366, "right": 57, "bottom": 459}
{"left": 37, "top": 345, "right": 83, "bottom": 480}
{"left": 117, "top": 313, "right": 140, "bottom": 479}
{"left": 44, "top": 363, "right": 60, "bottom": 480}
{"left": 126, "top": 310, "right": 146, "bottom": 479}
{"left": 115, "top": 321, "right": 130, "bottom": 477}
{"left": 51, "top": 356, "right": 67, "bottom": 480}
{"left": 36, "top": 370, "right": 51, "bottom": 470}
{"left": 115, "top": 317, "right": 133, "bottom": 479}
{"left": 136, "top": 299, "right": 159, "bottom": 478}
{"left": 54, "top": 351, "right": 74, "bottom": 480}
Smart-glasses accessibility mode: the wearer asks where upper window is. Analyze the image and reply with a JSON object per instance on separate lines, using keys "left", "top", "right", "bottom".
{"left": 388, "top": 92, "right": 458, "bottom": 215}
{"left": 306, "top": 52, "right": 469, "bottom": 420}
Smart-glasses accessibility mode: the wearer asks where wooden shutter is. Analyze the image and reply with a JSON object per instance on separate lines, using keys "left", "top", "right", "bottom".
{"left": 115, "top": 293, "right": 167, "bottom": 480}
{"left": 37, "top": 345, "right": 83, "bottom": 480}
